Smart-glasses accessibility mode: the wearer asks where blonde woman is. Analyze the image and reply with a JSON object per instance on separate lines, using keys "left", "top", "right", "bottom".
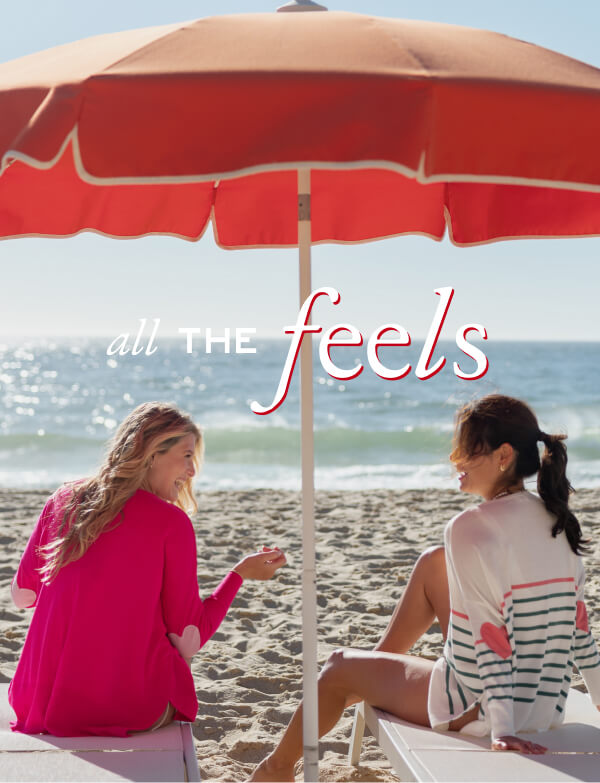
{"left": 9, "top": 402, "right": 285, "bottom": 736}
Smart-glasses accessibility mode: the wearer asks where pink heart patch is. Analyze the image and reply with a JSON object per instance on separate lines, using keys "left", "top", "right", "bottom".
{"left": 576, "top": 601, "right": 589, "bottom": 633}
{"left": 168, "top": 624, "right": 201, "bottom": 659}
{"left": 11, "top": 577, "right": 36, "bottom": 609}
{"left": 480, "top": 622, "right": 512, "bottom": 659}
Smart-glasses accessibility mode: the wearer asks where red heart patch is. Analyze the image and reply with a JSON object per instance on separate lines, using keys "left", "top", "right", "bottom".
{"left": 576, "top": 601, "right": 589, "bottom": 633}
{"left": 480, "top": 622, "right": 512, "bottom": 659}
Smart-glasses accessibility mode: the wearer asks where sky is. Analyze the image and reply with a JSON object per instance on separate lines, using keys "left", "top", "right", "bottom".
{"left": 1, "top": 0, "right": 599, "bottom": 341}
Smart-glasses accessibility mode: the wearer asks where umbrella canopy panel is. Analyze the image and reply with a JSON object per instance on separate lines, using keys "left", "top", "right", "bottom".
{"left": 2, "top": 11, "right": 600, "bottom": 246}
{"left": 3, "top": 149, "right": 600, "bottom": 245}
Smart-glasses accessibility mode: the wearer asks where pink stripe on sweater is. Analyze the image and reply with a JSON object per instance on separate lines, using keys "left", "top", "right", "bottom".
{"left": 511, "top": 577, "right": 575, "bottom": 590}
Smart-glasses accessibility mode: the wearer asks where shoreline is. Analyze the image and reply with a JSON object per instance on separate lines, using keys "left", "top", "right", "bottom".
{"left": 1, "top": 488, "right": 599, "bottom": 781}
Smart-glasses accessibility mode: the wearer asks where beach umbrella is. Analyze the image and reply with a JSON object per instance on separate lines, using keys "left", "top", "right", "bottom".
{"left": 2, "top": 3, "right": 600, "bottom": 777}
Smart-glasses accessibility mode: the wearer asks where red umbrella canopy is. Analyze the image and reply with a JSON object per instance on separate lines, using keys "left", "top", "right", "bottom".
{"left": 2, "top": 10, "right": 600, "bottom": 246}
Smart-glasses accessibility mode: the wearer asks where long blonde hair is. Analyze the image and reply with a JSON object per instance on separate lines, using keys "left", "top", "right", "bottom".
{"left": 39, "top": 402, "right": 202, "bottom": 583}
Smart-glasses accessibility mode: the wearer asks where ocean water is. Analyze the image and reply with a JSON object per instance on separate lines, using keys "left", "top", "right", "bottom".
{"left": 0, "top": 338, "right": 599, "bottom": 490}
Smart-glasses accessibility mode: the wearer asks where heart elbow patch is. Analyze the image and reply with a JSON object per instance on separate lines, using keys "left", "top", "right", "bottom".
{"left": 480, "top": 622, "right": 512, "bottom": 659}
{"left": 11, "top": 577, "right": 36, "bottom": 609}
{"left": 576, "top": 601, "right": 589, "bottom": 633}
{"left": 168, "top": 624, "right": 201, "bottom": 658}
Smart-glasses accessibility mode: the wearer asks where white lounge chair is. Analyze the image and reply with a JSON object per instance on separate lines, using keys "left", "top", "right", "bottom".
{"left": 349, "top": 687, "right": 600, "bottom": 781}
{"left": 0, "top": 683, "right": 201, "bottom": 782}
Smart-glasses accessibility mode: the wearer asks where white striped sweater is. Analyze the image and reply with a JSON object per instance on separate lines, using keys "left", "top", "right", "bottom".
{"left": 428, "top": 491, "right": 600, "bottom": 739}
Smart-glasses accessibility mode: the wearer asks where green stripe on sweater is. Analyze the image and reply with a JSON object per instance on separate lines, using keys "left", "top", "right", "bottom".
{"left": 452, "top": 638, "right": 477, "bottom": 650}
{"left": 514, "top": 620, "right": 574, "bottom": 632}
{"left": 576, "top": 652, "right": 600, "bottom": 662}
{"left": 477, "top": 658, "right": 512, "bottom": 669}
{"left": 516, "top": 634, "right": 572, "bottom": 645}
{"left": 453, "top": 653, "right": 479, "bottom": 665}
{"left": 445, "top": 660, "right": 454, "bottom": 714}
{"left": 514, "top": 606, "right": 574, "bottom": 618}
{"left": 512, "top": 591, "right": 575, "bottom": 604}
{"left": 456, "top": 679, "right": 468, "bottom": 711}
{"left": 451, "top": 622, "right": 473, "bottom": 637}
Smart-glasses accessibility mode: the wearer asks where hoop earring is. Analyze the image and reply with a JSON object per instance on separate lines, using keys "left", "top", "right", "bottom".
{"left": 499, "top": 464, "right": 506, "bottom": 472}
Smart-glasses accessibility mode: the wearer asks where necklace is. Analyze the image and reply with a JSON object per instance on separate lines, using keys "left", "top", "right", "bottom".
{"left": 491, "top": 487, "right": 526, "bottom": 501}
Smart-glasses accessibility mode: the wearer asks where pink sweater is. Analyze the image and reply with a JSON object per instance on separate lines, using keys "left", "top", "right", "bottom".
{"left": 9, "top": 487, "right": 242, "bottom": 736}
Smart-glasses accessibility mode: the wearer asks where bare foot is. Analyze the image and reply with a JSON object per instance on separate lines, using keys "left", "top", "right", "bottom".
{"left": 248, "top": 753, "right": 295, "bottom": 782}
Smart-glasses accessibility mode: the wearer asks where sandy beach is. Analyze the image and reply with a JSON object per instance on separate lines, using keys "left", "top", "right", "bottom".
{"left": 1, "top": 487, "right": 599, "bottom": 782}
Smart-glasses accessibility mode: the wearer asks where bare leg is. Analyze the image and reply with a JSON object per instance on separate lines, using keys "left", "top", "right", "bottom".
{"left": 250, "top": 546, "right": 450, "bottom": 781}
{"left": 250, "top": 649, "right": 434, "bottom": 782}
{"left": 341, "top": 545, "right": 448, "bottom": 708}
{"left": 376, "top": 545, "right": 449, "bottom": 654}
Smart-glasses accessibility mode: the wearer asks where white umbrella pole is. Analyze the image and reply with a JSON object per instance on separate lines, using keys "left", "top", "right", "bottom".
{"left": 297, "top": 167, "right": 319, "bottom": 782}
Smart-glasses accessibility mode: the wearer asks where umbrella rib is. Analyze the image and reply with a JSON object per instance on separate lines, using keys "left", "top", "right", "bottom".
{"left": 89, "top": 20, "right": 196, "bottom": 75}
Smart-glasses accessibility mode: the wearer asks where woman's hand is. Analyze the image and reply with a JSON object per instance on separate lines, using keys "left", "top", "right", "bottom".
{"left": 233, "top": 547, "right": 287, "bottom": 580}
{"left": 492, "top": 735, "right": 547, "bottom": 754}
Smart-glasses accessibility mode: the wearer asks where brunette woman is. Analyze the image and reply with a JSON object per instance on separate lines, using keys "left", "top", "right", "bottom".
{"left": 251, "top": 394, "right": 600, "bottom": 781}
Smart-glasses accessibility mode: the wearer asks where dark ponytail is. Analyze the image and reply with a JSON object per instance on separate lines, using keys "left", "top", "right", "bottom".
{"left": 537, "top": 431, "right": 587, "bottom": 555}
{"left": 452, "top": 395, "right": 587, "bottom": 556}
